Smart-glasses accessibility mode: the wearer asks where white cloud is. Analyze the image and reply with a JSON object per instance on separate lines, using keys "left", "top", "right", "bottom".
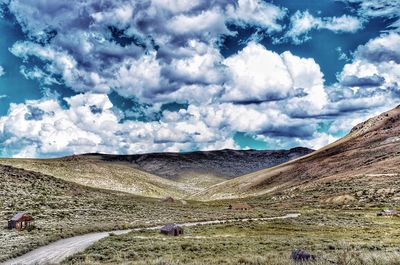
{"left": 342, "top": 0, "right": 400, "bottom": 32}
{"left": 2, "top": 0, "right": 398, "bottom": 158}
{"left": 166, "top": 8, "right": 229, "bottom": 36}
{"left": 4, "top": 0, "right": 288, "bottom": 104}
{"left": 113, "top": 52, "right": 163, "bottom": 99}
{"left": 221, "top": 42, "right": 327, "bottom": 115}
{"left": 284, "top": 10, "right": 363, "bottom": 44}
{"left": 151, "top": 0, "right": 202, "bottom": 14}
{"left": 0, "top": 93, "right": 241, "bottom": 157}
{"left": 0, "top": 66, "right": 5, "bottom": 77}
{"left": 226, "top": 0, "right": 287, "bottom": 31}
{"left": 0, "top": 91, "right": 334, "bottom": 157}
{"left": 167, "top": 40, "right": 227, "bottom": 86}
{"left": 339, "top": 33, "right": 400, "bottom": 89}
{"left": 222, "top": 42, "right": 293, "bottom": 102}
{"left": 257, "top": 132, "right": 338, "bottom": 150}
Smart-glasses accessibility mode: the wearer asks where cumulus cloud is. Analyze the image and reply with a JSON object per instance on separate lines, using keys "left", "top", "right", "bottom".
{"left": 0, "top": 66, "right": 4, "bottom": 77}
{"left": 4, "top": 0, "right": 287, "bottom": 102}
{"left": 342, "top": 0, "right": 400, "bottom": 32}
{"left": 283, "top": 10, "right": 363, "bottom": 44}
{"left": 221, "top": 42, "right": 327, "bottom": 115}
{"left": 226, "top": 0, "right": 287, "bottom": 31}
{"left": 330, "top": 33, "right": 400, "bottom": 114}
{"left": 0, "top": 93, "right": 242, "bottom": 157}
{"left": 338, "top": 33, "right": 400, "bottom": 90}
{"left": 0, "top": 91, "right": 334, "bottom": 157}
{"left": 1, "top": 0, "right": 399, "bottom": 158}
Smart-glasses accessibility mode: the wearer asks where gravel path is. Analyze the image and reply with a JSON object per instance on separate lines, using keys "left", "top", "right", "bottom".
{"left": 2, "top": 213, "right": 300, "bottom": 265}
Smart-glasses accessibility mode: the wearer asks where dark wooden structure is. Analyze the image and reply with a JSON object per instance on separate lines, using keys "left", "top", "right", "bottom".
{"left": 377, "top": 209, "right": 399, "bottom": 216}
{"left": 8, "top": 212, "right": 34, "bottom": 231}
{"left": 228, "top": 202, "right": 252, "bottom": 210}
{"left": 163, "top": 196, "right": 176, "bottom": 203}
{"left": 291, "top": 249, "right": 316, "bottom": 262}
{"left": 160, "top": 224, "right": 184, "bottom": 236}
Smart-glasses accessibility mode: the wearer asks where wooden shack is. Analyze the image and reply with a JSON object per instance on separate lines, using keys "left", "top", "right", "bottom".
{"left": 160, "top": 224, "right": 184, "bottom": 236}
{"left": 377, "top": 209, "right": 399, "bottom": 217}
{"left": 8, "top": 212, "right": 34, "bottom": 231}
{"left": 228, "top": 202, "right": 252, "bottom": 210}
{"left": 163, "top": 196, "right": 176, "bottom": 203}
{"left": 291, "top": 249, "right": 316, "bottom": 262}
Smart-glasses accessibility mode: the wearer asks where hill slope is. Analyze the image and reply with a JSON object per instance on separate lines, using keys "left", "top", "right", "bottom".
{"left": 0, "top": 156, "right": 189, "bottom": 198}
{"left": 196, "top": 105, "right": 400, "bottom": 200}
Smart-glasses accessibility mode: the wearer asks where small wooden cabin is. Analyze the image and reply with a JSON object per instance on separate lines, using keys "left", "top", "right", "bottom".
{"left": 8, "top": 212, "right": 34, "bottom": 231}
{"left": 291, "top": 249, "right": 316, "bottom": 262}
{"left": 163, "top": 196, "right": 176, "bottom": 203}
{"left": 228, "top": 202, "right": 252, "bottom": 210}
{"left": 160, "top": 224, "right": 184, "bottom": 236}
{"left": 377, "top": 209, "right": 399, "bottom": 217}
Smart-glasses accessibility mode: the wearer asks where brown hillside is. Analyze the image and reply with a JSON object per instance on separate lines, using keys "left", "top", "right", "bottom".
{"left": 196, "top": 105, "right": 400, "bottom": 200}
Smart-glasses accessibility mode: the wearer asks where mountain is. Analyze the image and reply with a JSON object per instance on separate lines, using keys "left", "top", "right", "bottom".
{"left": 87, "top": 147, "right": 313, "bottom": 180}
{"left": 196, "top": 105, "right": 400, "bottom": 200}
{"left": 0, "top": 147, "right": 312, "bottom": 199}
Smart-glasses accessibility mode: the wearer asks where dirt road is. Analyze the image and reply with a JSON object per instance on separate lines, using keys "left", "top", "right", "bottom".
{"left": 2, "top": 213, "right": 300, "bottom": 265}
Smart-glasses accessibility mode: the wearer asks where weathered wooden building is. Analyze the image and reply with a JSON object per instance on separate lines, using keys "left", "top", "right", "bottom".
{"left": 291, "top": 249, "right": 316, "bottom": 262}
{"left": 162, "top": 196, "right": 176, "bottom": 203}
{"left": 377, "top": 209, "right": 399, "bottom": 216}
{"left": 228, "top": 202, "right": 252, "bottom": 210}
{"left": 8, "top": 212, "right": 34, "bottom": 231}
{"left": 160, "top": 224, "right": 184, "bottom": 236}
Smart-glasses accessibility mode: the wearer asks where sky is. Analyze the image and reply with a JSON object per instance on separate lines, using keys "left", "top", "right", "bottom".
{"left": 0, "top": 0, "right": 399, "bottom": 158}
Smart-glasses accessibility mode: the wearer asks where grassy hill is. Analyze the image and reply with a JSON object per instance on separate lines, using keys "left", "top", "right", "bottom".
{"left": 0, "top": 156, "right": 191, "bottom": 198}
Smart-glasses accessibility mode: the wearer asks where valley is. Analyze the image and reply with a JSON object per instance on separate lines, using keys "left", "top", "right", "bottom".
{"left": 1, "top": 106, "right": 400, "bottom": 264}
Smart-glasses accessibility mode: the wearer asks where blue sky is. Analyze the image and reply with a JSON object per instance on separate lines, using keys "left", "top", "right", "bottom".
{"left": 0, "top": 0, "right": 399, "bottom": 157}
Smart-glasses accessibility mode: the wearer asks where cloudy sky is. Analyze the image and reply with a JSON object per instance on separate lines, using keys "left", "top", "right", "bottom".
{"left": 0, "top": 0, "right": 399, "bottom": 158}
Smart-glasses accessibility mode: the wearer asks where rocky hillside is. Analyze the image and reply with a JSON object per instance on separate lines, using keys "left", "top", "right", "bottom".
{"left": 196, "top": 105, "right": 400, "bottom": 200}
{"left": 87, "top": 147, "right": 313, "bottom": 180}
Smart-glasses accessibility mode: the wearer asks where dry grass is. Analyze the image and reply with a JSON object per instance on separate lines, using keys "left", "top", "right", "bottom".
{"left": 0, "top": 157, "right": 190, "bottom": 198}
{"left": 63, "top": 209, "right": 400, "bottom": 265}
{"left": 0, "top": 164, "right": 278, "bottom": 262}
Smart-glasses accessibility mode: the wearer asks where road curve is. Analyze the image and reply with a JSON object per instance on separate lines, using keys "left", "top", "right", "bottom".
{"left": 2, "top": 213, "right": 300, "bottom": 265}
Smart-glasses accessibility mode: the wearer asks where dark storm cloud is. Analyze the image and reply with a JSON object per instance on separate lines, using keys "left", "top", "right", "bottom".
{"left": 341, "top": 74, "right": 385, "bottom": 87}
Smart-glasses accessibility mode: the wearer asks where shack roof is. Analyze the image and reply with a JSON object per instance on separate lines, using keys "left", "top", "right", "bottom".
{"left": 10, "top": 212, "right": 32, "bottom": 221}
{"left": 160, "top": 224, "right": 182, "bottom": 232}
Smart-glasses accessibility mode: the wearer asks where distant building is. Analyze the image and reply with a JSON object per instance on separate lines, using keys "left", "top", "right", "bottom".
{"left": 291, "top": 249, "right": 316, "bottom": 262}
{"left": 377, "top": 209, "right": 399, "bottom": 216}
{"left": 228, "top": 202, "right": 252, "bottom": 210}
{"left": 160, "top": 224, "right": 184, "bottom": 236}
{"left": 8, "top": 212, "right": 34, "bottom": 231}
{"left": 163, "top": 196, "right": 176, "bottom": 203}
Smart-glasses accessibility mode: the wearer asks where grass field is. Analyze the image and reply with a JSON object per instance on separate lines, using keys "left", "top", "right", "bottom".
{"left": 0, "top": 164, "right": 281, "bottom": 262}
{"left": 63, "top": 209, "right": 400, "bottom": 265}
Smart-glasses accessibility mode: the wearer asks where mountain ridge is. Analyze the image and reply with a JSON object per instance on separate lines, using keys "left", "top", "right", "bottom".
{"left": 81, "top": 147, "right": 313, "bottom": 180}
